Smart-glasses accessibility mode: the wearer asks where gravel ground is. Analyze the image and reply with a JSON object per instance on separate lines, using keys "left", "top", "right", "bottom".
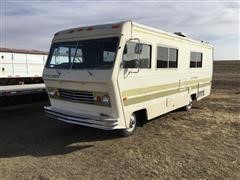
{"left": 0, "top": 61, "right": 239, "bottom": 179}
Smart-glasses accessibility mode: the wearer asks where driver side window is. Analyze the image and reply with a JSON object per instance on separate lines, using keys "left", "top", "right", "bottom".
{"left": 122, "top": 41, "right": 151, "bottom": 69}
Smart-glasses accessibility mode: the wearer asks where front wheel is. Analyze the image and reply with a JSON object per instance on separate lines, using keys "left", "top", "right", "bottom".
{"left": 119, "top": 113, "right": 137, "bottom": 137}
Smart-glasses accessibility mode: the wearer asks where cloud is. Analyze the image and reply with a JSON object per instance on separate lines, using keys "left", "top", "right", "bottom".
{"left": 1, "top": 0, "right": 239, "bottom": 60}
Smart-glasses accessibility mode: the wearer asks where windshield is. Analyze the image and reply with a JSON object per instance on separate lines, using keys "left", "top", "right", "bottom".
{"left": 46, "top": 37, "right": 119, "bottom": 69}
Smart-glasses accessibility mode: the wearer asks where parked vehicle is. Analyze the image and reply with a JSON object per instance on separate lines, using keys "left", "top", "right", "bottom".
{"left": 0, "top": 48, "right": 47, "bottom": 97}
{"left": 43, "top": 21, "right": 213, "bottom": 136}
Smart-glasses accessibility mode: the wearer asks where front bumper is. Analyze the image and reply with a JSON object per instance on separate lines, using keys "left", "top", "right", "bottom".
{"left": 44, "top": 106, "right": 118, "bottom": 130}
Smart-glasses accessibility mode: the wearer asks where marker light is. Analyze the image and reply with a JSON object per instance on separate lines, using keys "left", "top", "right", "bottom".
{"left": 87, "top": 27, "right": 94, "bottom": 31}
{"left": 96, "top": 96, "right": 102, "bottom": 102}
{"left": 112, "top": 25, "right": 119, "bottom": 29}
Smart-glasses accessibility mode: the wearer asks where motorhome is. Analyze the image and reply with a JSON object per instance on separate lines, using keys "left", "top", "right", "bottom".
{"left": 43, "top": 21, "right": 213, "bottom": 136}
{"left": 0, "top": 48, "right": 47, "bottom": 97}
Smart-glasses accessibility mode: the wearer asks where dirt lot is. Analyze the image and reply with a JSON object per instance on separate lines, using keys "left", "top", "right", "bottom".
{"left": 0, "top": 61, "right": 239, "bottom": 179}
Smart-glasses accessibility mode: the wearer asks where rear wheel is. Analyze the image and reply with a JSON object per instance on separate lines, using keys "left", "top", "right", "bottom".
{"left": 185, "top": 97, "right": 193, "bottom": 111}
{"left": 119, "top": 113, "right": 137, "bottom": 137}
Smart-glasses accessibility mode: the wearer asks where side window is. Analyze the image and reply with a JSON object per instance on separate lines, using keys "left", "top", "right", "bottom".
{"left": 157, "top": 47, "right": 168, "bottom": 68}
{"left": 169, "top": 48, "right": 178, "bottom": 68}
{"left": 139, "top": 44, "right": 151, "bottom": 68}
{"left": 190, "top": 52, "right": 197, "bottom": 68}
{"left": 190, "top": 52, "right": 202, "bottom": 68}
{"left": 157, "top": 46, "right": 178, "bottom": 68}
{"left": 196, "top": 52, "right": 202, "bottom": 67}
{"left": 122, "top": 41, "right": 151, "bottom": 69}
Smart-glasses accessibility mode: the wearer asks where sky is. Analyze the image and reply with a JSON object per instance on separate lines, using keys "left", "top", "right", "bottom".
{"left": 1, "top": 0, "right": 239, "bottom": 60}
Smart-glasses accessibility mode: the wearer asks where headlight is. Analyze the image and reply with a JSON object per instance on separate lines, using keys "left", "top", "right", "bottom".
{"left": 102, "top": 95, "right": 110, "bottom": 106}
{"left": 48, "top": 88, "right": 59, "bottom": 97}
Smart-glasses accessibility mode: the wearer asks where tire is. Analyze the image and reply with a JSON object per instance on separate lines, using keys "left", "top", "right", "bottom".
{"left": 185, "top": 97, "right": 193, "bottom": 111}
{"left": 119, "top": 113, "right": 137, "bottom": 137}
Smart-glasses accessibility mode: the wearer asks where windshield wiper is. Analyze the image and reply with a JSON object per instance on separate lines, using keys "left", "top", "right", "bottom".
{"left": 73, "top": 57, "right": 93, "bottom": 76}
{"left": 71, "top": 44, "right": 93, "bottom": 76}
{"left": 55, "top": 67, "right": 61, "bottom": 76}
{"left": 86, "top": 68, "right": 93, "bottom": 76}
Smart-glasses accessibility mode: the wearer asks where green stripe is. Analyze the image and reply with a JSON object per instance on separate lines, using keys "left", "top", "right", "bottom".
{"left": 122, "top": 77, "right": 211, "bottom": 97}
{"left": 123, "top": 81, "right": 211, "bottom": 106}
{"left": 124, "top": 88, "right": 180, "bottom": 106}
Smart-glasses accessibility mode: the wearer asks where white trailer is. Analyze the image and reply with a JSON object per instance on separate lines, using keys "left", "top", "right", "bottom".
{"left": 0, "top": 48, "right": 48, "bottom": 96}
{"left": 43, "top": 21, "right": 213, "bottom": 136}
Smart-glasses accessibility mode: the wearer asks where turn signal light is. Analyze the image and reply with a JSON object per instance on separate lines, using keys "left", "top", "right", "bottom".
{"left": 96, "top": 96, "right": 102, "bottom": 102}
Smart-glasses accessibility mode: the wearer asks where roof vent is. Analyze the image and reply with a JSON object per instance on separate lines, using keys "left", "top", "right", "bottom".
{"left": 174, "top": 32, "right": 187, "bottom": 37}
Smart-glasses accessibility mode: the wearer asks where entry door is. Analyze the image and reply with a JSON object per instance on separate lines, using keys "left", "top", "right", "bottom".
{"left": 117, "top": 41, "right": 152, "bottom": 107}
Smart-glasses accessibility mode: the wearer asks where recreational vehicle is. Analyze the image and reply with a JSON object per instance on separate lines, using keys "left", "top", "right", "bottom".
{"left": 43, "top": 21, "right": 213, "bottom": 136}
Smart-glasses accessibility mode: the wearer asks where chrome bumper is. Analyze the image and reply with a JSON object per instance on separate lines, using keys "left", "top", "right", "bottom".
{"left": 44, "top": 106, "right": 118, "bottom": 130}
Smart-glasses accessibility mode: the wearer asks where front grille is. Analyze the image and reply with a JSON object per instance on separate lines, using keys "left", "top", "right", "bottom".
{"left": 58, "top": 89, "right": 94, "bottom": 104}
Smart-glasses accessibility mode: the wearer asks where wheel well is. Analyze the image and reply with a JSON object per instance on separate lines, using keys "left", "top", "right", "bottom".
{"left": 191, "top": 94, "right": 197, "bottom": 101}
{"left": 134, "top": 109, "right": 147, "bottom": 127}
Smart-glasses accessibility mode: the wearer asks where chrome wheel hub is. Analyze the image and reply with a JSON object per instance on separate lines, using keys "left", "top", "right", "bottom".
{"left": 187, "top": 99, "right": 193, "bottom": 110}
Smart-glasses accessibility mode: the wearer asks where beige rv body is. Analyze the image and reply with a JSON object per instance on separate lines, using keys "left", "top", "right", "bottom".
{"left": 43, "top": 21, "right": 213, "bottom": 130}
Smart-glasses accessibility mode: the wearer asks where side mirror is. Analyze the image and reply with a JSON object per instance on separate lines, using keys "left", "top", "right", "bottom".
{"left": 135, "top": 43, "right": 143, "bottom": 54}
